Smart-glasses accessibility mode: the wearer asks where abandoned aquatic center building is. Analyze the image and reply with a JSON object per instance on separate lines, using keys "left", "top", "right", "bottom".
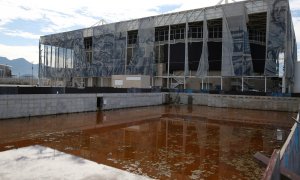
{"left": 39, "top": 0, "right": 298, "bottom": 93}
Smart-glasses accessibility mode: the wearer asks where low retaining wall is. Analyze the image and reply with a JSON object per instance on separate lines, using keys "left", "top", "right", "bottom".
{"left": 0, "top": 92, "right": 299, "bottom": 119}
{"left": 99, "top": 93, "right": 166, "bottom": 110}
{"left": 0, "top": 93, "right": 167, "bottom": 119}
{"left": 0, "top": 94, "right": 97, "bottom": 119}
{"left": 171, "top": 93, "right": 300, "bottom": 112}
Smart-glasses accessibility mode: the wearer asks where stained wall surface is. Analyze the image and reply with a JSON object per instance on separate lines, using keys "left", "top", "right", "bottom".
{"left": 171, "top": 93, "right": 300, "bottom": 112}
{"left": 1, "top": 92, "right": 299, "bottom": 119}
{"left": 0, "top": 93, "right": 166, "bottom": 119}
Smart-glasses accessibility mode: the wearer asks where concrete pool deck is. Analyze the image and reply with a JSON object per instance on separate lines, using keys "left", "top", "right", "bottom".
{"left": 0, "top": 145, "right": 151, "bottom": 180}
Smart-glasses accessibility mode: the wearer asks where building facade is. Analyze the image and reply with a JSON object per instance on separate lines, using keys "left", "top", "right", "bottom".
{"left": 0, "top": 64, "right": 12, "bottom": 78}
{"left": 39, "top": 0, "right": 297, "bottom": 92}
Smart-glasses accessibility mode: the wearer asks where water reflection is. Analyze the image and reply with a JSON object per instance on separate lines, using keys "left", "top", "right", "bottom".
{"left": 0, "top": 105, "right": 295, "bottom": 179}
{"left": 96, "top": 111, "right": 103, "bottom": 124}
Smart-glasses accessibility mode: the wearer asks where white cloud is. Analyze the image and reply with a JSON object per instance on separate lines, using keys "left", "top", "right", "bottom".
{"left": 2, "top": 29, "right": 40, "bottom": 39}
{"left": 292, "top": 16, "right": 300, "bottom": 61}
{"left": 0, "top": 44, "right": 39, "bottom": 64}
{"left": 0, "top": 0, "right": 233, "bottom": 34}
{"left": 290, "top": 0, "right": 300, "bottom": 10}
{"left": 0, "top": 0, "right": 239, "bottom": 64}
{"left": 0, "top": 0, "right": 299, "bottom": 61}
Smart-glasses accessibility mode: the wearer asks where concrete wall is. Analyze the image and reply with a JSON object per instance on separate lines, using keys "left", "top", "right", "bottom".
{"left": 99, "top": 93, "right": 166, "bottom": 110}
{"left": 0, "top": 92, "right": 298, "bottom": 119}
{"left": 0, "top": 93, "right": 167, "bottom": 119}
{"left": 0, "top": 94, "right": 97, "bottom": 119}
{"left": 171, "top": 93, "right": 300, "bottom": 112}
{"left": 111, "top": 75, "right": 150, "bottom": 88}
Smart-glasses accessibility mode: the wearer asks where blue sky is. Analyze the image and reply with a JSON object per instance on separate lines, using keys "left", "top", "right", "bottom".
{"left": 0, "top": 0, "right": 299, "bottom": 64}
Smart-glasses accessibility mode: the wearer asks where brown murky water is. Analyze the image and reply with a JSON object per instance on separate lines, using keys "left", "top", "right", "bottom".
{"left": 0, "top": 105, "right": 295, "bottom": 179}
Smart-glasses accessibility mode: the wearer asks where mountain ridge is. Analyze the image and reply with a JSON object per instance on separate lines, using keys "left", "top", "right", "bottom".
{"left": 0, "top": 57, "right": 38, "bottom": 77}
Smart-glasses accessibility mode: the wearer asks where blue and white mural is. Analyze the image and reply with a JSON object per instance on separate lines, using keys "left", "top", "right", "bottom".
{"left": 265, "top": 0, "right": 287, "bottom": 76}
{"left": 113, "top": 22, "right": 126, "bottom": 75}
{"left": 265, "top": 0, "right": 297, "bottom": 82}
{"left": 126, "top": 17, "right": 155, "bottom": 75}
{"left": 40, "top": 30, "right": 83, "bottom": 79}
{"left": 39, "top": 0, "right": 296, "bottom": 85}
{"left": 221, "top": 3, "right": 253, "bottom": 76}
{"left": 284, "top": 1, "right": 297, "bottom": 81}
{"left": 40, "top": 19, "right": 155, "bottom": 79}
{"left": 93, "top": 24, "right": 116, "bottom": 77}
{"left": 196, "top": 11, "right": 208, "bottom": 77}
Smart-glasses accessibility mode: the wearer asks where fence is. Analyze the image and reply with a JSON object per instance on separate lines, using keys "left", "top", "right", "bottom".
{"left": 0, "top": 86, "right": 162, "bottom": 94}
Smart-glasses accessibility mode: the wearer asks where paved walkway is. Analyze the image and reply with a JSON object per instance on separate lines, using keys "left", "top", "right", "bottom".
{"left": 0, "top": 145, "right": 151, "bottom": 180}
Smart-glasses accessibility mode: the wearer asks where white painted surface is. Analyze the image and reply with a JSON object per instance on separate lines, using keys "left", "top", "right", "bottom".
{"left": 115, "top": 80, "right": 124, "bottom": 86}
{"left": 126, "top": 77, "right": 141, "bottom": 81}
{"left": 111, "top": 75, "right": 150, "bottom": 88}
{"left": 0, "top": 145, "right": 151, "bottom": 180}
{"left": 99, "top": 93, "right": 165, "bottom": 110}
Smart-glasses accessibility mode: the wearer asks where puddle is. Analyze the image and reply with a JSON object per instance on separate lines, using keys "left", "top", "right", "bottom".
{"left": 0, "top": 105, "right": 294, "bottom": 179}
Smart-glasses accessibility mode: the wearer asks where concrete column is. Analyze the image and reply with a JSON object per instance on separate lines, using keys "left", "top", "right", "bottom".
{"left": 38, "top": 40, "right": 41, "bottom": 86}
{"left": 265, "top": 76, "right": 267, "bottom": 92}
{"left": 167, "top": 25, "right": 171, "bottom": 89}
{"left": 184, "top": 18, "right": 189, "bottom": 76}
{"left": 87, "top": 78, "right": 93, "bottom": 87}
{"left": 242, "top": 76, "right": 244, "bottom": 92}
{"left": 125, "top": 32, "right": 128, "bottom": 75}
{"left": 221, "top": 76, "right": 223, "bottom": 91}
{"left": 151, "top": 77, "right": 154, "bottom": 87}
{"left": 158, "top": 42, "right": 161, "bottom": 63}
{"left": 282, "top": 76, "right": 286, "bottom": 93}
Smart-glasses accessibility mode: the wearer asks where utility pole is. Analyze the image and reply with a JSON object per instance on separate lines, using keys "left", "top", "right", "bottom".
{"left": 32, "top": 61, "right": 33, "bottom": 86}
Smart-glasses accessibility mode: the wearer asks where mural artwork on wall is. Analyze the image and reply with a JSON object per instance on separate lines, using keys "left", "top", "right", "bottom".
{"left": 127, "top": 17, "right": 155, "bottom": 75}
{"left": 222, "top": 3, "right": 253, "bottom": 76}
{"left": 265, "top": 0, "right": 287, "bottom": 76}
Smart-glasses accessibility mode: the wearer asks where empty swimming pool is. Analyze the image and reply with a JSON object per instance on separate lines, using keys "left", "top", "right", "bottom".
{"left": 0, "top": 105, "right": 295, "bottom": 179}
